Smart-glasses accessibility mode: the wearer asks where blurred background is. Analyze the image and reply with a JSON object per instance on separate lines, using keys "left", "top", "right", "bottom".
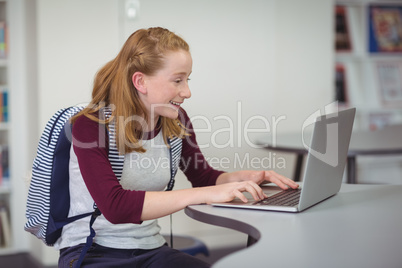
{"left": 0, "top": 0, "right": 401, "bottom": 266}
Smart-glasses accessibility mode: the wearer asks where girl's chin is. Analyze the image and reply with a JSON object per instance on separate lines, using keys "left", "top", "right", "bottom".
{"left": 152, "top": 106, "right": 180, "bottom": 120}
{"left": 161, "top": 110, "right": 179, "bottom": 120}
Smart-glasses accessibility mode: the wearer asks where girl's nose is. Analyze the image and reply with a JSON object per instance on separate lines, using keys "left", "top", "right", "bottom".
{"left": 180, "top": 84, "right": 191, "bottom": 99}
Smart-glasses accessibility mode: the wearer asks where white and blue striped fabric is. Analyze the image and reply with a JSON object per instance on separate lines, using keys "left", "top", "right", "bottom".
{"left": 25, "top": 106, "right": 87, "bottom": 245}
{"left": 103, "top": 107, "right": 125, "bottom": 180}
{"left": 167, "top": 136, "right": 182, "bottom": 190}
{"left": 24, "top": 106, "right": 182, "bottom": 246}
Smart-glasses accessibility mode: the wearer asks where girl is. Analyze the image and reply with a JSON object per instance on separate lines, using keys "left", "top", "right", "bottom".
{"left": 57, "top": 27, "right": 298, "bottom": 267}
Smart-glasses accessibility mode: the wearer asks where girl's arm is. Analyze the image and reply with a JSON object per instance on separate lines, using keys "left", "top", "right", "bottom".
{"left": 141, "top": 179, "right": 266, "bottom": 221}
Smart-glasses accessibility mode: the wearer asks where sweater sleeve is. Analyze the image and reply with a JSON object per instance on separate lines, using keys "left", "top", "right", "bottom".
{"left": 178, "top": 109, "right": 225, "bottom": 187}
{"left": 72, "top": 115, "right": 145, "bottom": 224}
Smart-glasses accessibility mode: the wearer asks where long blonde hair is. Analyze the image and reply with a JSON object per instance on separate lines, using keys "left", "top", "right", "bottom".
{"left": 71, "top": 27, "right": 190, "bottom": 154}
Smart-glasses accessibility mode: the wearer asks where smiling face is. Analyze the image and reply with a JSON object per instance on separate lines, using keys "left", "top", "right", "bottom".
{"left": 133, "top": 49, "right": 193, "bottom": 131}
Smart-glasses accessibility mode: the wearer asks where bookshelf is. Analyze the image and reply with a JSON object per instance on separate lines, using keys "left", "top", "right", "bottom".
{"left": 334, "top": 0, "right": 402, "bottom": 131}
{"left": 0, "top": 0, "right": 10, "bottom": 251}
{"left": 335, "top": 0, "right": 402, "bottom": 185}
{"left": 0, "top": 0, "right": 34, "bottom": 255}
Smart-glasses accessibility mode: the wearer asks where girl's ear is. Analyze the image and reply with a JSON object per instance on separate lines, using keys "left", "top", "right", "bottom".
{"left": 132, "top": 72, "right": 147, "bottom": 94}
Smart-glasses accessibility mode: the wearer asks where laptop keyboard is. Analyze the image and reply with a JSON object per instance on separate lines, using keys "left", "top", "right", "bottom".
{"left": 253, "top": 189, "right": 301, "bottom": 207}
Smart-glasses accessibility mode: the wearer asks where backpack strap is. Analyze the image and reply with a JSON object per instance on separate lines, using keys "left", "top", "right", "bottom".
{"left": 165, "top": 136, "right": 182, "bottom": 249}
{"left": 103, "top": 107, "right": 124, "bottom": 179}
{"left": 74, "top": 208, "right": 101, "bottom": 268}
{"left": 167, "top": 137, "right": 182, "bottom": 191}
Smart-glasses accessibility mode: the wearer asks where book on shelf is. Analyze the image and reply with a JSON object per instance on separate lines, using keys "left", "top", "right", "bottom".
{"left": 335, "top": 5, "right": 352, "bottom": 52}
{"left": 368, "top": 4, "right": 402, "bottom": 53}
{"left": 376, "top": 61, "right": 402, "bottom": 107}
{"left": 0, "top": 89, "right": 7, "bottom": 123}
{"left": 0, "top": 145, "right": 9, "bottom": 187}
{"left": 0, "top": 21, "right": 6, "bottom": 59}
{"left": 335, "top": 63, "right": 348, "bottom": 105}
{"left": 0, "top": 202, "right": 11, "bottom": 248}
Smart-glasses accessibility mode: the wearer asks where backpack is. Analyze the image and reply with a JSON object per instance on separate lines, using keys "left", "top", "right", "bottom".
{"left": 24, "top": 106, "right": 182, "bottom": 266}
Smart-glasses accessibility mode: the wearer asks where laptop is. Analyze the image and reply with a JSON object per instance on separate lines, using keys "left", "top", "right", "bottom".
{"left": 212, "top": 107, "right": 356, "bottom": 213}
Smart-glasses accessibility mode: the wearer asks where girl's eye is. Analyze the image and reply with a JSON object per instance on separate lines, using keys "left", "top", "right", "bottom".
{"left": 175, "top": 78, "right": 190, "bottom": 83}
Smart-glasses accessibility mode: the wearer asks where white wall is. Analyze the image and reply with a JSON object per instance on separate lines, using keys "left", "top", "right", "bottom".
{"left": 273, "top": 0, "right": 334, "bottom": 132}
{"left": 37, "top": 0, "right": 120, "bottom": 128}
{"left": 34, "top": 0, "right": 333, "bottom": 264}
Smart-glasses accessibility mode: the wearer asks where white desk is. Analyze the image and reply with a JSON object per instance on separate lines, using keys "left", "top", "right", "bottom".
{"left": 185, "top": 184, "right": 402, "bottom": 268}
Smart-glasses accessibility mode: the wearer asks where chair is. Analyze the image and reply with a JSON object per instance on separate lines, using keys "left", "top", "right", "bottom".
{"left": 162, "top": 234, "right": 209, "bottom": 256}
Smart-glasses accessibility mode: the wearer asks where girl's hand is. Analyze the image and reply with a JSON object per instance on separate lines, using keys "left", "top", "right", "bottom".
{"left": 216, "top": 170, "right": 299, "bottom": 192}
{"left": 202, "top": 181, "right": 267, "bottom": 204}
{"left": 255, "top": 170, "right": 299, "bottom": 190}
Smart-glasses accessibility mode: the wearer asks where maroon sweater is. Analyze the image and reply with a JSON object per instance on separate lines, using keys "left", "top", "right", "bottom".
{"left": 72, "top": 109, "right": 224, "bottom": 224}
